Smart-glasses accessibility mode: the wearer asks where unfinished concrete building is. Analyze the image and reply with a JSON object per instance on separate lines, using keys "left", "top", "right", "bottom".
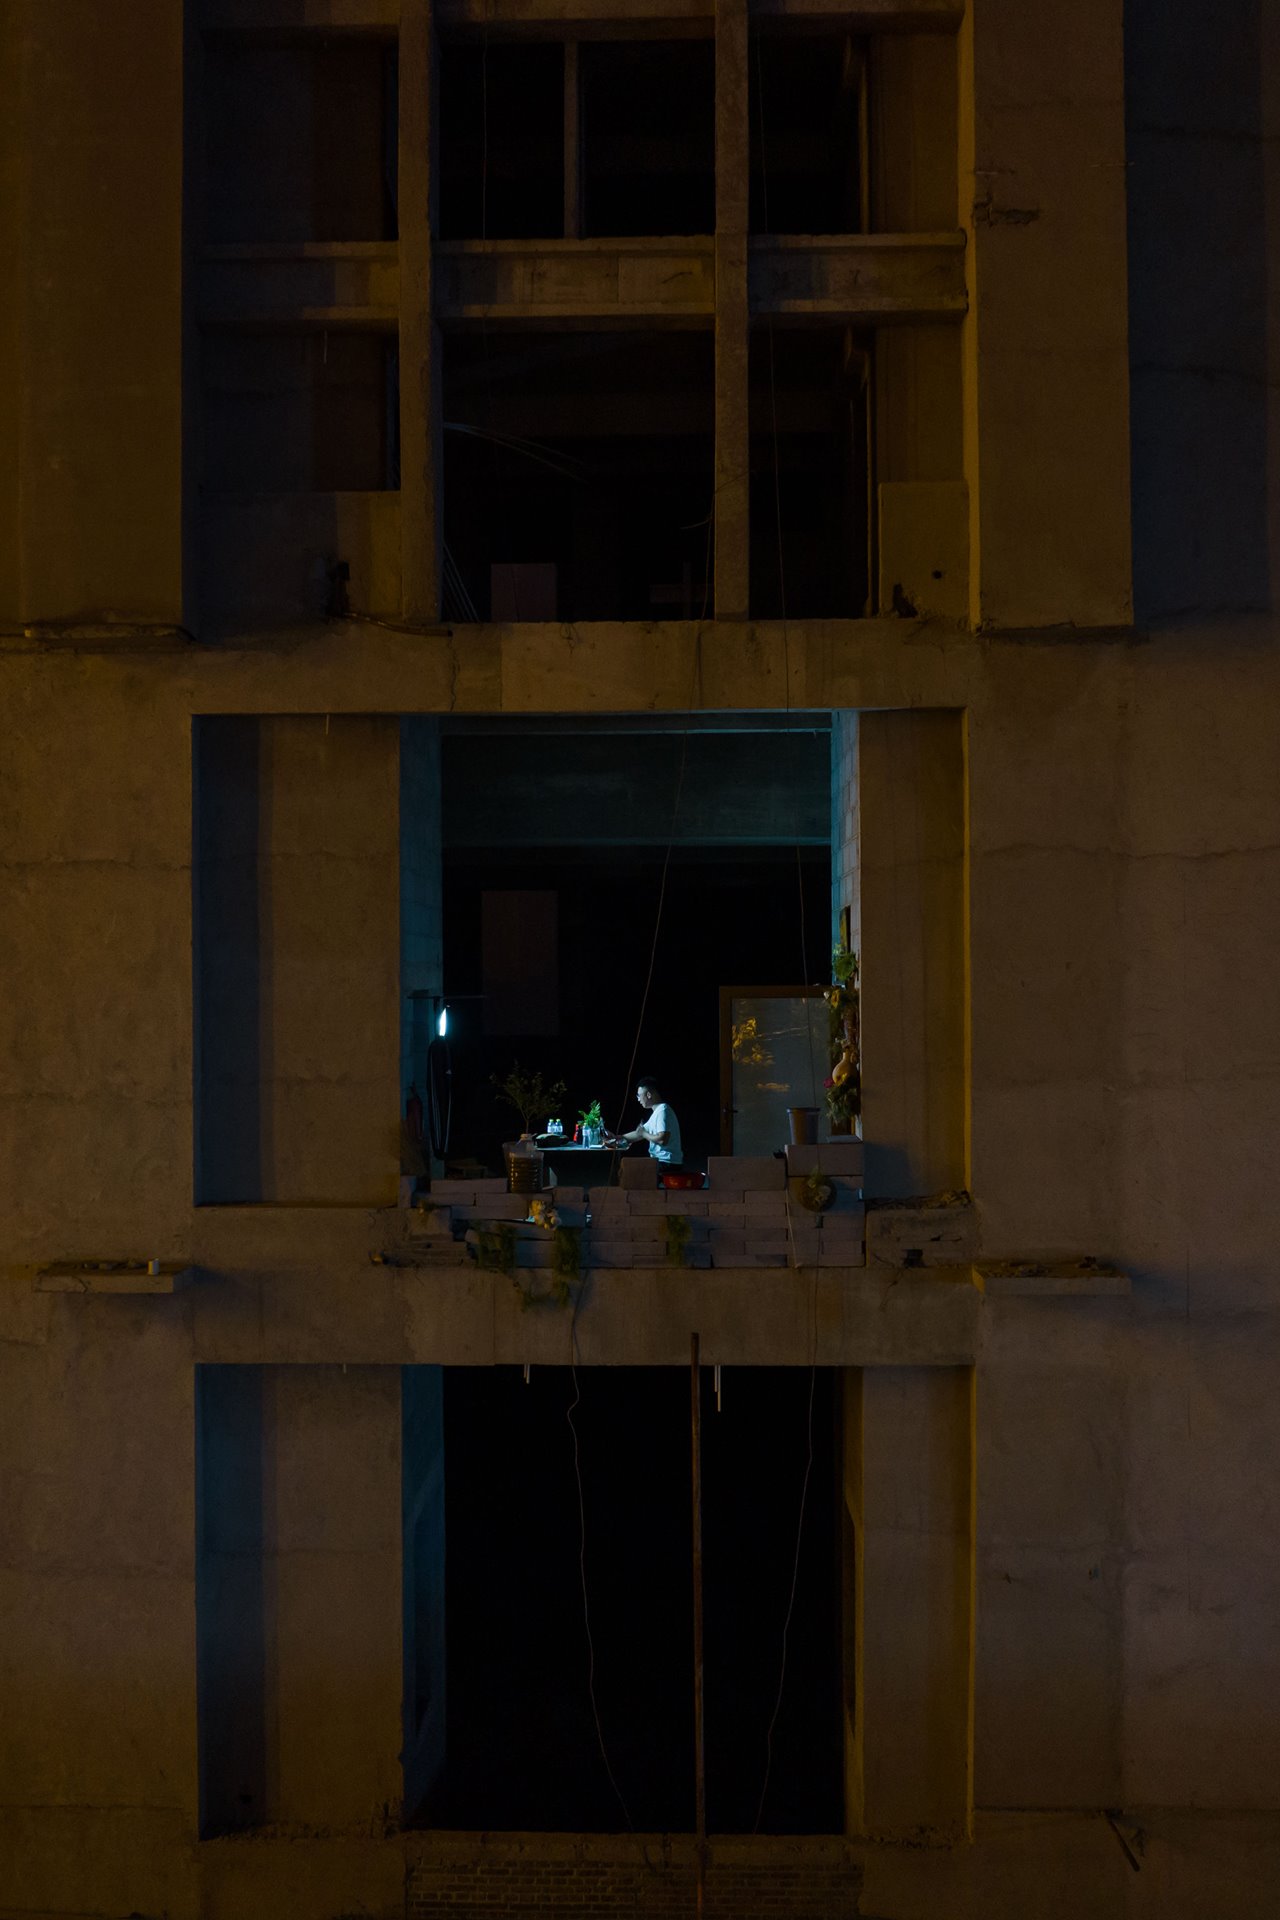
{"left": 3, "top": 0, "right": 1279, "bottom": 1915}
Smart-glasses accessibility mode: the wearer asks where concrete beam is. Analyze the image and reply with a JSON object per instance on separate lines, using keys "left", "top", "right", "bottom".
{"left": 435, "top": 237, "right": 715, "bottom": 325}
{"left": 199, "top": 244, "right": 399, "bottom": 328}
{"left": 201, "top": 0, "right": 400, "bottom": 28}
{"left": 437, "top": 0, "right": 959, "bottom": 29}
{"left": 750, "top": 233, "right": 966, "bottom": 320}
{"left": 432, "top": 234, "right": 964, "bottom": 326}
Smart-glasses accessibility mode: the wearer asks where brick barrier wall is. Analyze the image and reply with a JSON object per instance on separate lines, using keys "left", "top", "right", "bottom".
{"left": 407, "top": 1832, "right": 862, "bottom": 1919}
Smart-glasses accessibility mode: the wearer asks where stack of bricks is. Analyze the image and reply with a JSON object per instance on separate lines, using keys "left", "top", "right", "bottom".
{"left": 781, "top": 1140, "right": 865, "bottom": 1268}
{"left": 421, "top": 1143, "right": 867, "bottom": 1270}
{"left": 407, "top": 1834, "right": 862, "bottom": 1918}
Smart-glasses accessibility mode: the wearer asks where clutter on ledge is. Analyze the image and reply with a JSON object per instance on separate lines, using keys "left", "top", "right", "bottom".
{"left": 411, "top": 1143, "right": 869, "bottom": 1272}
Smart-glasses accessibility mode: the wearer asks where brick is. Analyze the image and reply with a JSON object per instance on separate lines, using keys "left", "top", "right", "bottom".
{"left": 706, "top": 1153, "right": 787, "bottom": 1190}
{"left": 626, "top": 1191, "right": 708, "bottom": 1215}
{"left": 785, "top": 1140, "right": 864, "bottom": 1179}
{"left": 429, "top": 1179, "right": 476, "bottom": 1202}
{"left": 452, "top": 1193, "right": 531, "bottom": 1222}
{"left": 865, "top": 1202, "right": 977, "bottom": 1264}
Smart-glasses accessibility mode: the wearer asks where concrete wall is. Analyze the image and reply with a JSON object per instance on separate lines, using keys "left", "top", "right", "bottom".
{"left": 400, "top": 718, "right": 444, "bottom": 1111}
{"left": 4, "top": 0, "right": 1280, "bottom": 1914}
{"left": 195, "top": 715, "right": 401, "bottom": 1206}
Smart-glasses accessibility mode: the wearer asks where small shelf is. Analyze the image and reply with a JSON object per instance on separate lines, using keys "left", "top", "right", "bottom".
{"left": 978, "top": 1260, "right": 1130, "bottom": 1299}
{"left": 35, "top": 1262, "right": 196, "bottom": 1296}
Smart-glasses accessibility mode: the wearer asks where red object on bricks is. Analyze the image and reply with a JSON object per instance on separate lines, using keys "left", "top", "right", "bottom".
{"left": 661, "top": 1170, "right": 707, "bottom": 1190}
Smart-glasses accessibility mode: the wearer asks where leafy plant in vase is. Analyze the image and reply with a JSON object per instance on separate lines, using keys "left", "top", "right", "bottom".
{"left": 578, "top": 1098, "right": 604, "bottom": 1147}
{"left": 492, "top": 1062, "right": 568, "bottom": 1139}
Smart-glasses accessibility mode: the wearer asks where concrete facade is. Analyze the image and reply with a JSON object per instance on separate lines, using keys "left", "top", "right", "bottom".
{"left": 2, "top": 1, "right": 1280, "bottom": 1918}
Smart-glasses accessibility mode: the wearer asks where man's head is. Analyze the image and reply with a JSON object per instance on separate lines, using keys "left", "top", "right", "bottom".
{"left": 636, "top": 1078, "right": 661, "bottom": 1111}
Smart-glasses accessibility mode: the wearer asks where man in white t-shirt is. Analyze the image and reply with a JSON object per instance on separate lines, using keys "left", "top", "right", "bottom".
{"left": 612, "top": 1077, "right": 683, "bottom": 1168}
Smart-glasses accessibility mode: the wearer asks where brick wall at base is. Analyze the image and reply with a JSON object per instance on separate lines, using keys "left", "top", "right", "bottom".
{"left": 407, "top": 1834, "right": 861, "bottom": 1920}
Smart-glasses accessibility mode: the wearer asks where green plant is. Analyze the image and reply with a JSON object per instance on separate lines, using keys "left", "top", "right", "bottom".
{"left": 664, "top": 1214, "right": 693, "bottom": 1268}
{"left": 825, "top": 940, "right": 861, "bottom": 1130}
{"left": 474, "top": 1224, "right": 516, "bottom": 1275}
{"left": 492, "top": 1062, "right": 567, "bottom": 1136}
{"left": 552, "top": 1224, "right": 583, "bottom": 1288}
{"left": 578, "top": 1098, "right": 604, "bottom": 1133}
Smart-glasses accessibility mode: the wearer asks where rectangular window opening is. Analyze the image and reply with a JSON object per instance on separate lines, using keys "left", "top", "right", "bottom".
{"left": 749, "top": 33, "right": 865, "bottom": 236}
{"left": 581, "top": 40, "right": 714, "bottom": 237}
{"left": 438, "top": 40, "right": 565, "bottom": 240}
{"left": 405, "top": 1364, "right": 845, "bottom": 1835}
{"left": 442, "top": 330, "right": 714, "bottom": 622}
{"left": 750, "top": 327, "right": 872, "bottom": 619}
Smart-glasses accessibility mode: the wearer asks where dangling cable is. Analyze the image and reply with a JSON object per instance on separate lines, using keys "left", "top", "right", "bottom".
{"left": 566, "top": 1361, "right": 635, "bottom": 1830}
{"left": 426, "top": 1033, "right": 453, "bottom": 1160}
{"left": 753, "top": 1361, "right": 816, "bottom": 1833}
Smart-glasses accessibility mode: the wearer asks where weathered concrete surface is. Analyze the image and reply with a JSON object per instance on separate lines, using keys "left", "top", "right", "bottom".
{"left": 3, "top": 0, "right": 1280, "bottom": 1911}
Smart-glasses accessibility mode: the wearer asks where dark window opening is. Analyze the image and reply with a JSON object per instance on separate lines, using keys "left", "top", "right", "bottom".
{"left": 749, "top": 34, "right": 864, "bottom": 235}
{"left": 442, "top": 331, "right": 714, "bottom": 621}
{"left": 202, "top": 330, "right": 398, "bottom": 493}
{"left": 434, "top": 717, "right": 832, "bottom": 1174}
{"left": 204, "top": 38, "right": 398, "bottom": 244}
{"left": 750, "top": 328, "right": 871, "bottom": 618}
{"left": 581, "top": 41, "right": 715, "bottom": 237}
{"left": 438, "top": 41, "right": 565, "bottom": 240}
{"left": 408, "top": 1365, "right": 843, "bottom": 1834}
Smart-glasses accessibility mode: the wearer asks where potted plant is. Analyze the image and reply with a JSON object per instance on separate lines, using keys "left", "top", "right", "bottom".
{"left": 825, "top": 940, "right": 861, "bottom": 1135}
{"left": 578, "top": 1098, "right": 604, "bottom": 1147}
{"left": 492, "top": 1062, "right": 567, "bottom": 1139}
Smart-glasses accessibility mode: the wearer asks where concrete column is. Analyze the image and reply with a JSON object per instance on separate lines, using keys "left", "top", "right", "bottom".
{"left": 198, "top": 1366, "right": 404, "bottom": 1833}
{"left": 959, "top": 0, "right": 1131, "bottom": 628}
{"left": 400, "top": 718, "right": 445, "bottom": 1115}
{"left": 195, "top": 716, "right": 402, "bottom": 1206}
{"left": 846, "top": 1366, "right": 974, "bottom": 1843}
{"left": 713, "top": 0, "right": 750, "bottom": 619}
{"left": 3, "top": 0, "right": 184, "bottom": 625}
{"left": 399, "top": 0, "right": 442, "bottom": 622}
{"left": 855, "top": 709, "right": 967, "bottom": 1199}
{"left": 563, "top": 41, "right": 582, "bottom": 239}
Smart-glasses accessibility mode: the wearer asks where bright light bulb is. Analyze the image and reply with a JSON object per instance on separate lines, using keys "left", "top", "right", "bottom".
{"left": 437, "top": 1005, "right": 449, "bottom": 1038}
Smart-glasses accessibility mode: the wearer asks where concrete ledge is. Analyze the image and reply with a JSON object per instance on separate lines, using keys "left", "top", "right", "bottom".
{"left": 34, "top": 1261, "right": 195, "bottom": 1295}
{"left": 978, "top": 1260, "right": 1130, "bottom": 1297}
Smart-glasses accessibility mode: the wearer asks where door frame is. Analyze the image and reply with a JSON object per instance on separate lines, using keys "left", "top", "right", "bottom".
{"left": 718, "top": 983, "right": 827, "bottom": 1155}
